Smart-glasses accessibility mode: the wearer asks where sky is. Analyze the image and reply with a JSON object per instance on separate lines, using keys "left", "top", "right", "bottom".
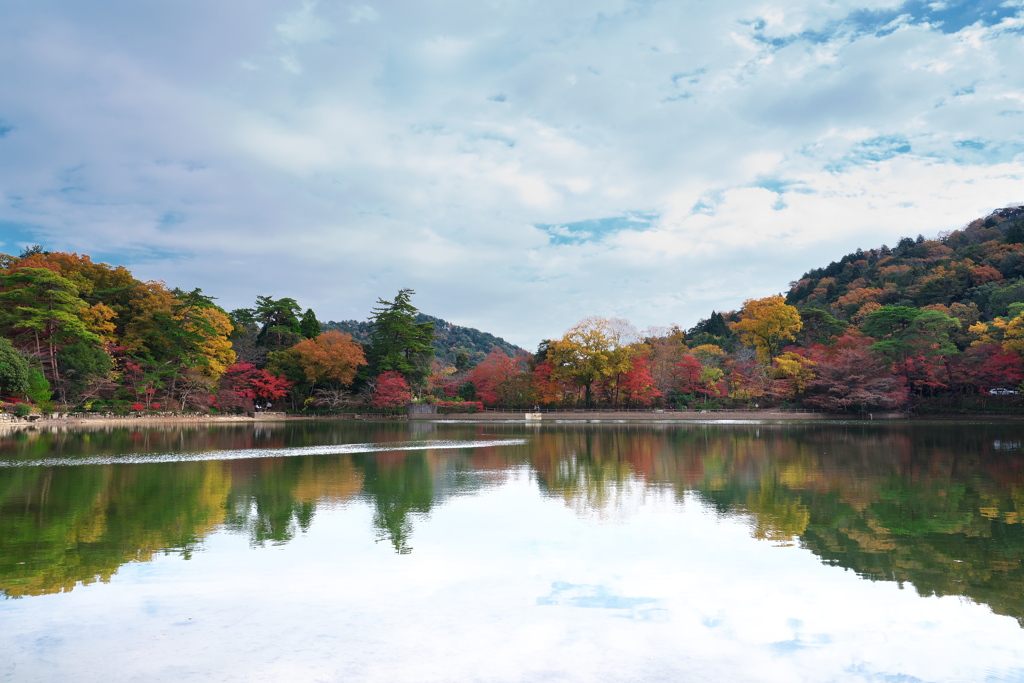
{"left": 2, "top": 0, "right": 1024, "bottom": 349}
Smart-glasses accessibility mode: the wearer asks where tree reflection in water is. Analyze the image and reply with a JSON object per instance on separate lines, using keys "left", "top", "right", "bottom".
{"left": 1, "top": 420, "right": 1023, "bottom": 627}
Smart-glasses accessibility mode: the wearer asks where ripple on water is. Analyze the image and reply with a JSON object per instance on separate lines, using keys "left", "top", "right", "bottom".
{"left": 0, "top": 438, "right": 528, "bottom": 468}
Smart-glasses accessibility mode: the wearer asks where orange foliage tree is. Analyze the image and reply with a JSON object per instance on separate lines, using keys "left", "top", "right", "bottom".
{"left": 291, "top": 331, "right": 367, "bottom": 387}
{"left": 531, "top": 362, "right": 573, "bottom": 405}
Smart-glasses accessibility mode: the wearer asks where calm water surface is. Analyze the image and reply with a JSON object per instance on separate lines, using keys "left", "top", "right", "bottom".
{"left": 2, "top": 420, "right": 1024, "bottom": 682}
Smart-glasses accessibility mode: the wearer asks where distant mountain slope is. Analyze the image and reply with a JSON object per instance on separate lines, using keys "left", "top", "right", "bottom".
{"left": 323, "top": 314, "right": 524, "bottom": 367}
{"left": 785, "top": 205, "right": 1024, "bottom": 321}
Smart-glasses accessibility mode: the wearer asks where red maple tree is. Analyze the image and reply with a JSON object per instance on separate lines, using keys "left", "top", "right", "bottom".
{"left": 468, "top": 349, "right": 529, "bottom": 405}
{"left": 218, "top": 363, "right": 292, "bottom": 412}
{"left": 617, "top": 355, "right": 661, "bottom": 406}
{"left": 371, "top": 371, "right": 412, "bottom": 409}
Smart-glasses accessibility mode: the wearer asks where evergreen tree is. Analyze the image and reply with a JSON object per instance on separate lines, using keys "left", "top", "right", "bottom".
{"left": 457, "top": 381, "right": 478, "bottom": 401}
{"left": 252, "top": 296, "right": 302, "bottom": 349}
{"left": 58, "top": 341, "right": 112, "bottom": 396}
{"left": 0, "top": 338, "right": 31, "bottom": 396}
{"left": 366, "top": 289, "right": 435, "bottom": 386}
{"left": 1005, "top": 220, "right": 1024, "bottom": 245}
{"left": 799, "top": 308, "right": 847, "bottom": 347}
{"left": 299, "top": 308, "right": 321, "bottom": 339}
{"left": 688, "top": 311, "right": 732, "bottom": 339}
{"left": 0, "top": 267, "right": 101, "bottom": 402}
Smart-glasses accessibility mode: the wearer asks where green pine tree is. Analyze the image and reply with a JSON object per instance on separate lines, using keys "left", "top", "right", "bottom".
{"left": 366, "top": 289, "right": 435, "bottom": 387}
{"left": 299, "top": 308, "right": 321, "bottom": 339}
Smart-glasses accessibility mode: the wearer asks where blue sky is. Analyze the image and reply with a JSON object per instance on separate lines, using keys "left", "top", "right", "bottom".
{"left": 2, "top": 0, "right": 1023, "bottom": 347}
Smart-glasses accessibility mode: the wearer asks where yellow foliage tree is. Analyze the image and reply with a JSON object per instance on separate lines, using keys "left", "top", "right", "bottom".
{"left": 81, "top": 303, "right": 118, "bottom": 345}
{"left": 547, "top": 316, "right": 637, "bottom": 405}
{"left": 691, "top": 344, "right": 726, "bottom": 364}
{"left": 771, "top": 352, "right": 817, "bottom": 397}
{"left": 731, "top": 296, "right": 802, "bottom": 363}
{"left": 1002, "top": 312, "right": 1024, "bottom": 356}
{"left": 188, "top": 308, "right": 237, "bottom": 378}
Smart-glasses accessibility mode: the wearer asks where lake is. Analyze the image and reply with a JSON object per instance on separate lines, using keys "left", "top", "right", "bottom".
{"left": 2, "top": 419, "right": 1023, "bottom": 682}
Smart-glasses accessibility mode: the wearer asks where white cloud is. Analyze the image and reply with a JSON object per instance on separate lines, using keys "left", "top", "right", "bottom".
{"left": 0, "top": 0, "right": 1023, "bottom": 346}
{"left": 276, "top": 2, "right": 333, "bottom": 44}
{"left": 349, "top": 4, "right": 380, "bottom": 24}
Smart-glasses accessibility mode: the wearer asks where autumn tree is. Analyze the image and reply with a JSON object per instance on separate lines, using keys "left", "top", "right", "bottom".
{"left": 217, "top": 363, "right": 293, "bottom": 412}
{"left": 468, "top": 349, "right": 528, "bottom": 405}
{"left": 371, "top": 371, "right": 412, "bottom": 409}
{"left": 670, "top": 355, "right": 704, "bottom": 399}
{"left": 546, "top": 316, "right": 638, "bottom": 406}
{"left": 118, "top": 285, "right": 237, "bottom": 408}
{"left": 188, "top": 307, "right": 237, "bottom": 378}
{"left": 770, "top": 351, "right": 817, "bottom": 399}
{"left": 640, "top": 326, "right": 689, "bottom": 398}
{"left": 697, "top": 366, "right": 726, "bottom": 402}
{"left": 965, "top": 344, "right": 1024, "bottom": 391}
{"left": 495, "top": 373, "right": 538, "bottom": 408}
{"left": 803, "top": 342, "right": 907, "bottom": 412}
{"left": 616, "top": 354, "right": 661, "bottom": 406}
{"left": 724, "top": 349, "right": 771, "bottom": 403}
{"left": 1001, "top": 308, "right": 1024, "bottom": 357}
{"left": 291, "top": 331, "right": 367, "bottom": 387}
{"left": 730, "top": 296, "right": 802, "bottom": 363}
{"left": 531, "top": 361, "right": 572, "bottom": 405}
{"left": 691, "top": 344, "right": 727, "bottom": 365}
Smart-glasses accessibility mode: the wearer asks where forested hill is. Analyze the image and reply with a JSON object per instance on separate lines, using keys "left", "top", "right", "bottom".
{"left": 785, "top": 205, "right": 1024, "bottom": 322}
{"left": 323, "top": 314, "right": 524, "bottom": 367}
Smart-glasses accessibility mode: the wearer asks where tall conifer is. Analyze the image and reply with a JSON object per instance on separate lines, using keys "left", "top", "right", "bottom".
{"left": 366, "top": 289, "right": 434, "bottom": 386}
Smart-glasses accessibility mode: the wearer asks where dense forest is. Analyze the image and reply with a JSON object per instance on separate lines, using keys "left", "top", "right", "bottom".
{"left": 1, "top": 204, "right": 1024, "bottom": 415}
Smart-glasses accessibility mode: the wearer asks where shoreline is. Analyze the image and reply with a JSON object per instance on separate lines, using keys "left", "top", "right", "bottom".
{"left": 418, "top": 410, "right": 1024, "bottom": 422}
{"left": 1, "top": 409, "right": 1022, "bottom": 429}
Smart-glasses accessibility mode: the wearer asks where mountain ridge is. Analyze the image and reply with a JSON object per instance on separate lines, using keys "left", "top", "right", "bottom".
{"left": 323, "top": 314, "right": 524, "bottom": 367}
{"left": 783, "top": 204, "right": 1024, "bottom": 324}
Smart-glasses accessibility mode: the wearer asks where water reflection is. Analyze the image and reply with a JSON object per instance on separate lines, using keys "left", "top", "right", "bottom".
{"left": 2, "top": 420, "right": 1024, "bottom": 629}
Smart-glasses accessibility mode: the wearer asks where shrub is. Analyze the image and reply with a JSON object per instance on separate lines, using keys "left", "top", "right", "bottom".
{"left": 457, "top": 381, "right": 479, "bottom": 401}
{"left": 435, "top": 400, "right": 483, "bottom": 414}
{"left": 14, "top": 402, "right": 32, "bottom": 417}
